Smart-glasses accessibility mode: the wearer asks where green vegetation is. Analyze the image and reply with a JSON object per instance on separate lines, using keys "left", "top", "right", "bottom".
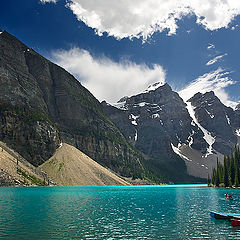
{"left": 209, "top": 146, "right": 240, "bottom": 187}
{"left": 17, "top": 168, "right": 47, "bottom": 186}
{"left": 15, "top": 108, "right": 54, "bottom": 125}
{"left": 0, "top": 104, "right": 54, "bottom": 126}
{"left": 58, "top": 162, "right": 64, "bottom": 171}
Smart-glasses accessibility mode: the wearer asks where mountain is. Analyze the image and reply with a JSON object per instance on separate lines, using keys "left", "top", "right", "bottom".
{"left": 102, "top": 83, "right": 207, "bottom": 182}
{"left": 38, "top": 143, "right": 129, "bottom": 186}
{"left": 0, "top": 30, "right": 144, "bottom": 180}
{"left": 102, "top": 83, "right": 240, "bottom": 180}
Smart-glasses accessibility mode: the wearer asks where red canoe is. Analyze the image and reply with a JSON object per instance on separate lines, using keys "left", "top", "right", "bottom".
{"left": 231, "top": 218, "right": 240, "bottom": 227}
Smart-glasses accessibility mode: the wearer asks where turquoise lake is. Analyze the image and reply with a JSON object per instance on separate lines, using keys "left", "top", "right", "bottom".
{"left": 1, "top": 185, "right": 240, "bottom": 239}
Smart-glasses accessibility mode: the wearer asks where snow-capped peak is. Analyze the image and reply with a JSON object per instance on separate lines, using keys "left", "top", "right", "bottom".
{"left": 144, "top": 81, "right": 165, "bottom": 93}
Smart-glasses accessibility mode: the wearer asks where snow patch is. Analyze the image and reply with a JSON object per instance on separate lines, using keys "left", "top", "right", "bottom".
{"left": 191, "top": 120, "right": 196, "bottom": 126}
{"left": 129, "top": 114, "right": 139, "bottom": 126}
{"left": 188, "top": 130, "right": 195, "bottom": 148}
{"left": 139, "top": 102, "right": 147, "bottom": 107}
{"left": 226, "top": 115, "right": 231, "bottom": 125}
{"left": 112, "top": 101, "right": 127, "bottom": 110}
{"left": 151, "top": 105, "right": 162, "bottom": 111}
{"left": 0, "top": 31, "right": 2, "bottom": 35}
{"left": 134, "top": 129, "right": 138, "bottom": 141}
{"left": 132, "top": 102, "right": 148, "bottom": 108}
{"left": 175, "top": 134, "right": 181, "bottom": 143}
{"left": 236, "top": 129, "right": 240, "bottom": 137}
{"left": 144, "top": 81, "right": 165, "bottom": 93}
{"left": 171, "top": 143, "right": 191, "bottom": 161}
{"left": 159, "top": 119, "right": 164, "bottom": 125}
{"left": 186, "top": 102, "right": 215, "bottom": 157}
{"left": 206, "top": 109, "right": 214, "bottom": 118}
{"left": 152, "top": 113, "right": 160, "bottom": 119}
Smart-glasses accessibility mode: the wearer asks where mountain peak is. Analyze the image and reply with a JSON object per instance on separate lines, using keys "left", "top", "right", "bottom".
{"left": 187, "top": 91, "right": 217, "bottom": 103}
{"left": 235, "top": 103, "right": 240, "bottom": 111}
{"left": 143, "top": 81, "right": 167, "bottom": 93}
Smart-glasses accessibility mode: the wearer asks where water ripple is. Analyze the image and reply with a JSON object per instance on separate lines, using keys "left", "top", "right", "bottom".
{"left": 1, "top": 185, "right": 240, "bottom": 239}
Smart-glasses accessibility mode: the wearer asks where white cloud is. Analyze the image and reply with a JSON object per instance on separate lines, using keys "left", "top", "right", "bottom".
{"left": 206, "top": 53, "right": 227, "bottom": 66}
{"left": 178, "top": 68, "right": 237, "bottom": 108}
{"left": 207, "top": 44, "right": 215, "bottom": 50}
{"left": 52, "top": 47, "right": 166, "bottom": 103}
{"left": 65, "top": 0, "right": 240, "bottom": 40}
{"left": 40, "top": 0, "right": 57, "bottom": 4}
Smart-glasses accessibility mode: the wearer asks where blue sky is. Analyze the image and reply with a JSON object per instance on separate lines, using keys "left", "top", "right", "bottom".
{"left": 1, "top": 0, "right": 240, "bottom": 106}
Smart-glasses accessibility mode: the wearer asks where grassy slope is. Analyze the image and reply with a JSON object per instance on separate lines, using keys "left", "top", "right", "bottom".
{"left": 38, "top": 143, "right": 130, "bottom": 186}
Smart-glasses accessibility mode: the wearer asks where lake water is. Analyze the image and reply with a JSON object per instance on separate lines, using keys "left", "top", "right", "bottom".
{"left": 0, "top": 185, "right": 240, "bottom": 239}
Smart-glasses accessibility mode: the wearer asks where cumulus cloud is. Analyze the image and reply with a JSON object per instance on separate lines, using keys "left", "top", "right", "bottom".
{"left": 40, "top": 0, "right": 57, "bottom": 3}
{"left": 206, "top": 53, "right": 227, "bottom": 66}
{"left": 65, "top": 0, "right": 240, "bottom": 40}
{"left": 52, "top": 48, "right": 166, "bottom": 103}
{"left": 178, "top": 68, "right": 237, "bottom": 108}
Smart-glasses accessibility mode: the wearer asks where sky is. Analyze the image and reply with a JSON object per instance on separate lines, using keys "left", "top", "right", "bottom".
{"left": 1, "top": 0, "right": 240, "bottom": 107}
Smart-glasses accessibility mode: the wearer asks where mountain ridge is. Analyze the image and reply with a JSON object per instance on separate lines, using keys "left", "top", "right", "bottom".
{"left": 103, "top": 83, "right": 240, "bottom": 180}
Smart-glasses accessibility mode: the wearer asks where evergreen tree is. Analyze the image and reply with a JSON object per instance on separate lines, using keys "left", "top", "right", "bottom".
{"left": 230, "top": 150, "right": 235, "bottom": 185}
{"left": 210, "top": 146, "right": 240, "bottom": 187}
{"left": 207, "top": 174, "right": 211, "bottom": 185}
{"left": 212, "top": 168, "right": 216, "bottom": 186}
{"left": 223, "top": 156, "right": 229, "bottom": 187}
{"left": 215, "top": 159, "right": 220, "bottom": 186}
{"left": 234, "top": 147, "right": 239, "bottom": 187}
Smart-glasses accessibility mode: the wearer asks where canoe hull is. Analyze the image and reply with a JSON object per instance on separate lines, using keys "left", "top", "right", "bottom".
{"left": 210, "top": 212, "right": 240, "bottom": 220}
{"left": 231, "top": 219, "right": 240, "bottom": 227}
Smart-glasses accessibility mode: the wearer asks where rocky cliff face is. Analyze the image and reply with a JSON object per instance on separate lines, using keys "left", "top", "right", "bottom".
{"left": 0, "top": 31, "right": 144, "bottom": 178}
{"left": 188, "top": 91, "right": 240, "bottom": 155}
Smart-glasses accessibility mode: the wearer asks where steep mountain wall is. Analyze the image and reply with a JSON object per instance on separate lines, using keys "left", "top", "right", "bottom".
{"left": 0, "top": 31, "right": 144, "bottom": 179}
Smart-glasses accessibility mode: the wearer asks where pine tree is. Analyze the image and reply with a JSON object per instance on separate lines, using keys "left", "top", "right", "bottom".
{"left": 210, "top": 147, "right": 240, "bottom": 187}
{"left": 215, "top": 159, "right": 220, "bottom": 186}
{"left": 234, "top": 146, "right": 240, "bottom": 186}
{"left": 223, "top": 156, "right": 229, "bottom": 187}
{"left": 212, "top": 168, "right": 216, "bottom": 186}
{"left": 230, "top": 150, "right": 235, "bottom": 185}
{"left": 207, "top": 174, "right": 211, "bottom": 185}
